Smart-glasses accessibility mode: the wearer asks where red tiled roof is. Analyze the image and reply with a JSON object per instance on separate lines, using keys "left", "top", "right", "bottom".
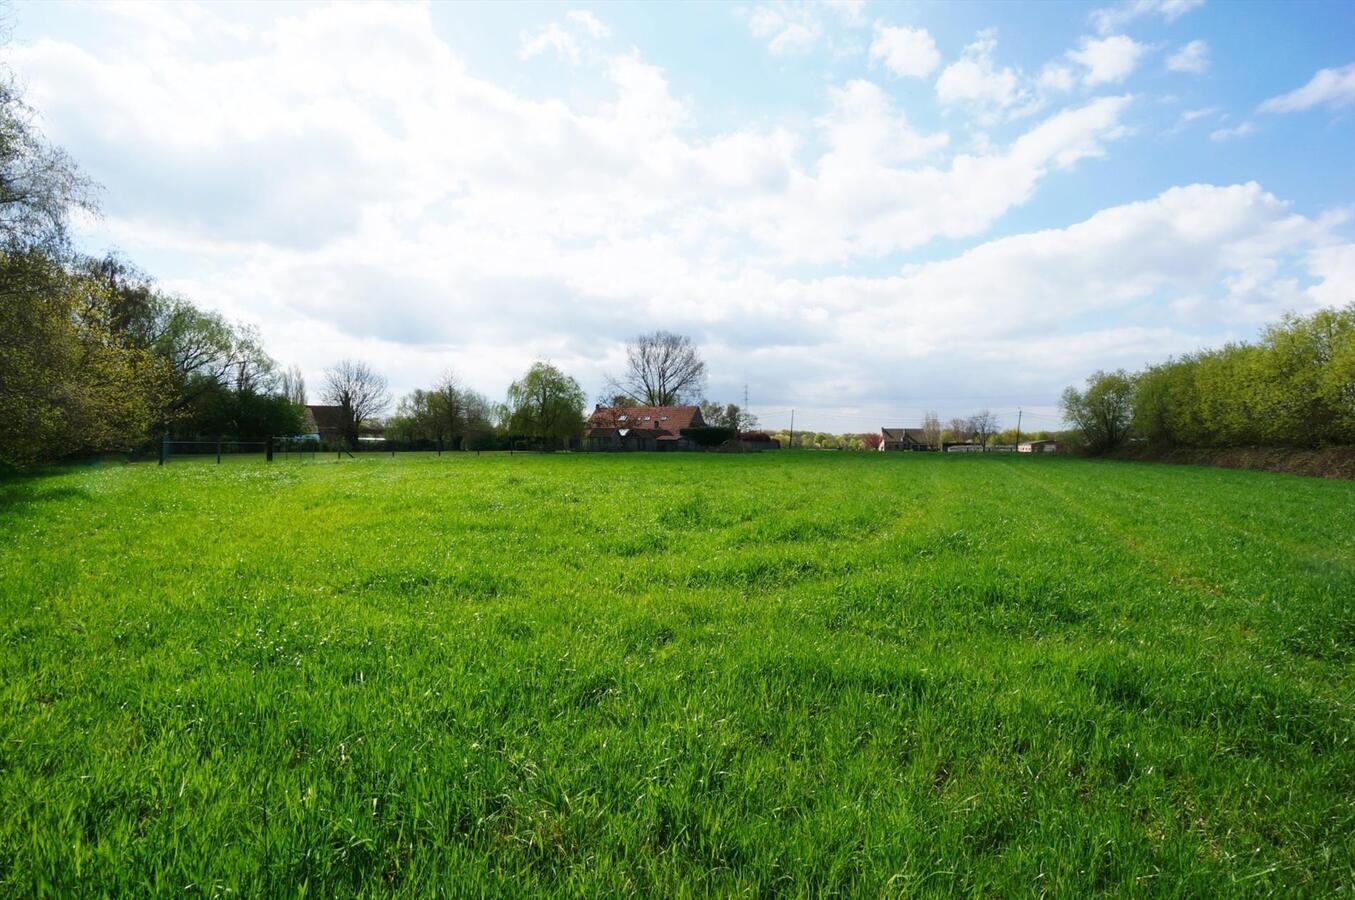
{"left": 587, "top": 405, "right": 704, "bottom": 436}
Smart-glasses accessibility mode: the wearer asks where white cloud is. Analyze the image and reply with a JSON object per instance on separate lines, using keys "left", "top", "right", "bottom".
{"left": 747, "top": 3, "right": 821, "bottom": 55}
{"left": 935, "top": 30, "right": 1031, "bottom": 120}
{"left": 824, "top": 0, "right": 867, "bottom": 24}
{"left": 565, "top": 10, "right": 611, "bottom": 39}
{"left": 1210, "top": 121, "right": 1256, "bottom": 141}
{"left": 1258, "top": 61, "right": 1355, "bottom": 113}
{"left": 1305, "top": 243, "right": 1355, "bottom": 307}
{"left": 1039, "top": 64, "right": 1077, "bottom": 93}
{"left": 1166, "top": 105, "right": 1219, "bottom": 133}
{"left": 1068, "top": 35, "right": 1148, "bottom": 86}
{"left": 520, "top": 10, "right": 612, "bottom": 64}
{"left": 11, "top": 3, "right": 1346, "bottom": 427}
{"left": 1091, "top": 0, "right": 1205, "bottom": 35}
{"left": 825, "top": 182, "right": 1340, "bottom": 349}
{"left": 519, "top": 23, "right": 581, "bottom": 64}
{"left": 869, "top": 24, "right": 940, "bottom": 78}
{"left": 1166, "top": 39, "right": 1210, "bottom": 74}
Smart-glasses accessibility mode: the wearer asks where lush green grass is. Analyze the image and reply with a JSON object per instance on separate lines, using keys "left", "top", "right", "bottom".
{"left": 1, "top": 451, "right": 1352, "bottom": 896}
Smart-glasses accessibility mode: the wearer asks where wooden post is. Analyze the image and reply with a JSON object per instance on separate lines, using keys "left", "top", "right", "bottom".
{"left": 216, "top": 437, "right": 222, "bottom": 464}
{"left": 266, "top": 435, "right": 274, "bottom": 462}
{"left": 159, "top": 436, "right": 167, "bottom": 466}
{"left": 437, "top": 439, "right": 442, "bottom": 457}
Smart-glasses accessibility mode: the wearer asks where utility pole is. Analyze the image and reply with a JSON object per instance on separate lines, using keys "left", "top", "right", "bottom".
{"left": 1015, "top": 408, "right": 1023, "bottom": 447}
{"left": 789, "top": 409, "right": 795, "bottom": 449}
{"left": 743, "top": 383, "right": 749, "bottom": 431}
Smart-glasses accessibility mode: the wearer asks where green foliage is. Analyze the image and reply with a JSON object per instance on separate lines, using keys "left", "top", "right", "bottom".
{"left": 388, "top": 378, "right": 494, "bottom": 448}
{"left": 1061, "top": 370, "right": 1136, "bottom": 453}
{"left": 1, "top": 453, "right": 1351, "bottom": 894}
{"left": 0, "top": 75, "right": 96, "bottom": 252}
{"left": 1131, "top": 305, "right": 1355, "bottom": 449}
{"left": 679, "top": 425, "right": 737, "bottom": 447}
{"left": 505, "top": 361, "right": 585, "bottom": 442}
{"left": 0, "top": 251, "right": 171, "bottom": 466}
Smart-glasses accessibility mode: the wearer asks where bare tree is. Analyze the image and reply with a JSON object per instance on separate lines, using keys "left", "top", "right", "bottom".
{"left": 948, "top": 416, "right": 975, "bottom": 444}
{"left": 921, "top": 410, "right": 942, "bottom": 449}
{"left": 278, "top": 365, "right": 306, "bottom": 406}
{"left": 970, "top": 409, "right": 999, "bottom": 450}
{"left": 322, "top": 359, "right": 390, "bottom": 446}
{"left": 608, "top": 331, "right": 706, "bottom": 406}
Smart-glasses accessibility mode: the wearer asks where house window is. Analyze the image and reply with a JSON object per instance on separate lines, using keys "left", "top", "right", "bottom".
{"left": 659, "top": 416, "right": 668, "bottom": 421}
{"left": 618, "top": 415, "right": 628, "bottom": 422}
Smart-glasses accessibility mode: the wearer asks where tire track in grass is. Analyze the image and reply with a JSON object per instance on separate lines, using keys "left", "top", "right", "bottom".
{"left": 1002, "top": 460, "right": 1231, "bottom": 603}
{"left": 1063, "top": 462, "right": 1355, "bottom": 571}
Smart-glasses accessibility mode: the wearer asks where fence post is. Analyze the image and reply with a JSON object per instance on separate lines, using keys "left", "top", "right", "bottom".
{"left": 437, "top": 438, "right": 442, "bottom": 457}
{"left": 159, "top": 435, "right": 167, "bottom": 466}
{"left": 266, "top": 435, "right": 274, "bottom": 462}
{"left": 216, "top": 437, "right": 222, "bottom": 464}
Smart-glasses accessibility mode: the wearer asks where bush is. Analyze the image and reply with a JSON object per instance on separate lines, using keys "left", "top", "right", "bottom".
{"left": 680, "top": 426, "right": 737, "bottom": 448}
{"left": 1130, "top": 305, "right": 1354, "bottom": 449}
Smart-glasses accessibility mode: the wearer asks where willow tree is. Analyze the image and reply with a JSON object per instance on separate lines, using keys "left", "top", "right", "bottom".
{"left": 506, "top": 361, "right": 585, "bottom": 445}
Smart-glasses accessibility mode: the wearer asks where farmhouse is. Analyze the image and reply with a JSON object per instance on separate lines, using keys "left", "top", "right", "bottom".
{"left": 587, "top": 404, "right": 705, "bottom": 451}
{"left": 879, "top": 427, "right": 931, "bottom": 451}
{"left": 303, "top": 405, "right": 384, "bottom": 443}
{"left": 1018, "top": 439, "right": 1060, "bottom": 453}
{"left": 304, "top": 405, "right": 347, "bottom": 440}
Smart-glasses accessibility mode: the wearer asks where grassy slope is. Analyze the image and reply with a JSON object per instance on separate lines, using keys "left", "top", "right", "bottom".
{"left": 0, "top": 452, "right": 1351, "bottom": 896}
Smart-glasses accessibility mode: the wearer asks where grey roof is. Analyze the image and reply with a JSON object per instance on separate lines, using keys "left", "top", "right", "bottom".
{"left": 881, "top": 427, "right": 929, "bottom": 443}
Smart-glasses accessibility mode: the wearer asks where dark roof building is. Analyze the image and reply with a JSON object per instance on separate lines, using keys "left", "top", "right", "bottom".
{"left": 880, "top": 427, "right": 931, "bottom": 451}
{"left": 305, "top": 405, "right": 347, "bottom": 437}
{"left": 586, "top": 404, "right": 705, "bottom": 450}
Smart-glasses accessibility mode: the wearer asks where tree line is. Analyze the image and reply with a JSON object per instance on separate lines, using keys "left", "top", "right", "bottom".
{"left": 0, "top": 70, "right": 749, "bottom": 465}
{"left": 1, "top": 72, "right": 315, "bottom": 467}
{"left": 1062, "top": 305, "right": 1355, "bottom": 453}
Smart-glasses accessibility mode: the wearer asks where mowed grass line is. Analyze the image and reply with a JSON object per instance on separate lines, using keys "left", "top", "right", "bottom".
{"left": 0, "top": 452, "right": 1352, "bottom": 896}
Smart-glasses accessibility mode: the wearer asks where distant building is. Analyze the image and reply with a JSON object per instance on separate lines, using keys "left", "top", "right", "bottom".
{"left": 738, "top": 431, "right": 781, "bottom": 451}
{"left": 586, "top": 404, "right": 705, "bottom": 451}
{"left": 303, "top": 405, "right": 384, "bottom": 443}
{"left": 943, "top": 443, "right": 985, "bottom": 453}
{"left": 1018, "top": 439, "right": 1060, "bottom": 453}
{"left": 304, "top": 405, "right": 347, "bottom": 440}
{"left": 879, "top": 427, "right": 932, "bottom": 451}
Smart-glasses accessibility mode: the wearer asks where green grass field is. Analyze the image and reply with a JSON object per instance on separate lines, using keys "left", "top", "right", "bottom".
{"left": 1, "top": 452, "right": 1352, "bottom": 896}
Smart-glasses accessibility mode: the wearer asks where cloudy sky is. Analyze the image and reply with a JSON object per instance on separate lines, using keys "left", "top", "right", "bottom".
{"left": 7, "top": 0, "right": 1355, "bottom": 432}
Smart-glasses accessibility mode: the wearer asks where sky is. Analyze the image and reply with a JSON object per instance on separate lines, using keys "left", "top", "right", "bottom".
{"left": 6, "top": 0, "right": 1354, "bottom": 433}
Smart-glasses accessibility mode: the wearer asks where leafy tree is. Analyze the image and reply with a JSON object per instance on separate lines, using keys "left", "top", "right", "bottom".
{"left": 1128, "top": 305, "right": 1353, "bottom": 449}
{"left": 0, "top": 253, "right": 168, "bottom": 464}
{"left": 1062, "top": 370, "right": 1135, "bottom": 453}
{"left": 1, "top": 75, "right": 96, "bottom": 252}
{"left": 390, "top": 373, "right": 494, "bottom": 448}
{"left": 506, "top": 361, "right": 585, "bottom": 445}
{"left": 699, "top": 400, "right": 758, "bottom": 431}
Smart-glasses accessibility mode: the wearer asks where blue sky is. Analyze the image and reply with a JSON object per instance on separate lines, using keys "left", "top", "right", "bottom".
{"left": 7, "top": 0, "right": 1354, "bottom": 432}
